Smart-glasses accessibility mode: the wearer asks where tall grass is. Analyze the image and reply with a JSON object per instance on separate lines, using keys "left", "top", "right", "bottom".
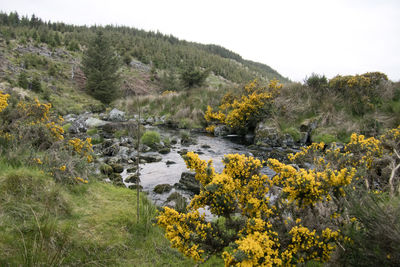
{"left": 0, "top": 159, "right": 195, "bottom": 266}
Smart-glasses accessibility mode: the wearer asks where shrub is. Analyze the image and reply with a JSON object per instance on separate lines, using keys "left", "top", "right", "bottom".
{"left": 31, "top": 76, "right": 42, "bottom": 92}
{"left": 180, "top": 65, "right": 209, "bottom": 88}
{"left": 140, "top": 131, "right": 160, "bottom": 147}
{"left": 158, "top": 126, "right": 400, "bottom": 265}
{"left": 18, "top": 71, "right": 29, "bottom": 89}
{"left": 305, "top": 73, "right": 328, "bottom": 89}
{"left": 204, "top": 79, "right": 281, "bottom": 132}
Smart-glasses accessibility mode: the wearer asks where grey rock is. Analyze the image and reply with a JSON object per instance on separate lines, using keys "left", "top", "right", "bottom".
{"left": 102, "top": 144, "right": 120, "bottom": 157}
{"left": 153, "top": 184, "right": 173, "bottom": 194}
{"left": 128, "top": 184, "right": 143, "bottom": 190}
{"left": 125, "top": 174, "right": 140, "bottom": 183}
{"left": 141, "top": 152, "right": 162, "bottom": 163}
{"left": 108, "top": 108, "right": 126, "bottom": 122}
{"left": 111, "top": 163, "right": 124, "bottom": 173}
{"left": 85, "top": 117, "right": 108, "bottom": 128}
{"left": 166, "top": 160, "right": 176, "bottom": 165}
{"left": 214, "top": 125, "right": 231, "bottom": 137}
{"left": 176, "top": 171, "right": 199, "bottom": 194}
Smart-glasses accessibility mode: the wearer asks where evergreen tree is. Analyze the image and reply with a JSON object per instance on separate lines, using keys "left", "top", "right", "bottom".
{"left": 82, "top": 31, "right": 120, "bottom": 104}
{"left": 180, "top": 65, "right": 209, "bottom": 88}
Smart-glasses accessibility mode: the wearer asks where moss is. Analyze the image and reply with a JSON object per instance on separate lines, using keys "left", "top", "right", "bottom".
{"left": 153, "top": 184, "right": 172, "bottom": 194}
{"left": 312, "top": 133, "right": 336, "bottom": 144}
{"left": 62, "top": 122, "right": 72, "bottom": 132}
{"left": 86, "top": 128, "right": 98, "bottom": 136}
{"left": 282, "top": 127, "right": 301, "bottom": 142}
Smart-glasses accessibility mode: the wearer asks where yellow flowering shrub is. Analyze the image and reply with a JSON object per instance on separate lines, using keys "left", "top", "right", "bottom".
{"left": 204, "top": 79, "right": 281, "bottom": 132}
{"left": 68, "top": 137, "right": 94, "bottom": 162}
{"left": 158, "top": 151, "right": 347, "bottom": 265}
{"left": 0, "top": 94, "right": 94, "bottom": 184}
{"left": 159, "top": 125, "right": 400, "bottom": 265}
{"left": 0, "top": 91, "right": 10, "bottom": 112}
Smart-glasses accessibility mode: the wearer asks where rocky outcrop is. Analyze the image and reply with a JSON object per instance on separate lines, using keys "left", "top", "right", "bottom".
{"left": 141, "top": 152, "right": 162, "bottom": 163}
{"left": 175, "top": 171, "right": 200, "bottom": 194}
{"left": 108, "top": 108, "right": 126, "bottom": 122}
{"left": 153, "top": 184, "right": 173, "bottom": 194}
{"left": 85, "top": 117, "right": 108, "bottom": 128}
{"left": 254, "top": 121, "right": 316, "bottom": 148}
{"left": 214, "top": 125, "right": 231, "bottom": 137}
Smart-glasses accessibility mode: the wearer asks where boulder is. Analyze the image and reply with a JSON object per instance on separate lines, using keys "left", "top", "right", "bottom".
{"left": 178, "top": 149, "right": 189, "bottom": 156}
{"left": 166, "top": 160, "right": 176, "bottom": 166}
{"left": 214, "top": 125, "right": 231, "bottom": 137}
{"left": 128, "top": 184, "right": 143, "bottom": 190}
{"left": 125, "top": 174, "right": 140, "bottom": 183}
{"left": 68, "top": 120, "right": 87, "bottom": 134}
{"left": 100, "top": 164, "right": 113, "bottom": 175}
{"left": 126, "top": 166, "right": 137, "bottom": 173}
{"left": 111, "top": 163, "right": 124, "bottom": 173}
{"left": 176, "top": 171, "right": 200, "bottom": 194}
{"left": 85, "top": 117, "right": 108, "bottom": 128}
{"left": 254, "top": 122, "right": 280, "bottom": 147}
{"left": 102, "top": 143, "right": 120, "bottom": 157}
{"left": 141, "top": 152, "right": 162, "bottom": 163}
{"left": 108, "top": 108, "right": 126, "bottom": 122}
{"left": 153, "top": 184, "right": 173, "bottom": 194}
{"left": 158, "top": 147, "right": 171, "bottom": 154}
{"left": 109, "top": 172, "right": 122, "bottom": 182}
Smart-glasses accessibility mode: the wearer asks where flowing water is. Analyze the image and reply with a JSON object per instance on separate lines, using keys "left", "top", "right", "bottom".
{"left": 122, "top": 126, "right": 276, "bottom": 206}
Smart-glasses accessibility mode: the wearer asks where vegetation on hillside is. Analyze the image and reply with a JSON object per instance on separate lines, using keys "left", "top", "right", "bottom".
{"left": 0, "top": 79, "right": 194, "bottom": 266}
{"left": 0, "top": 11, "right": 287, "bottom": 90}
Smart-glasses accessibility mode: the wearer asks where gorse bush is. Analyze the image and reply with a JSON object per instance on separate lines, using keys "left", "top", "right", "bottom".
{"left": 205, "top": 79, "right": 282, "bottom": 133}
{"left": 0, "top": 92, "right": 94, "bottom": 184}
{"left": 158, "top": 125, "right": 400, "bottom": 266}
{"left": 305, "top": 73, "right": 328, "bottom": 89}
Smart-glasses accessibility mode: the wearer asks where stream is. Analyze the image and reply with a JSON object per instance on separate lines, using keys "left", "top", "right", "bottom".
{"left": 120, "top": 126, "right": 277, "bottom": 207}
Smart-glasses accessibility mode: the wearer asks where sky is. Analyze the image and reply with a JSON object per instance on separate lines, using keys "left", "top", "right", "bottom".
{"left": 1, "top": 0, "right": 400, "bottom": 82}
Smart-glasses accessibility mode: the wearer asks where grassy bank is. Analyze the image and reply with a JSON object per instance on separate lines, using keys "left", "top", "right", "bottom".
{"left": 0, "top": 159, "right": 195, "bottom": 266}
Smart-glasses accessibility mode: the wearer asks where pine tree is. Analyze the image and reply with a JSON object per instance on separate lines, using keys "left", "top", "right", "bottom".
{"left": 82, "top": 31, "right": 120, "bottom": 104}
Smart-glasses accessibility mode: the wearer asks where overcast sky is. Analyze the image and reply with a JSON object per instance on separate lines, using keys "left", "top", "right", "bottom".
{"left": 1, "top": 0, "right": 399, "bottom": 81}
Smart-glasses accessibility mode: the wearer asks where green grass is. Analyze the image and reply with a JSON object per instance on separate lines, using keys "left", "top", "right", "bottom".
{"left": 0, "top": 159, "right": 195, "bottom": 266}
{"left": 141, "top": 130, "right": 161, "bottom": 147}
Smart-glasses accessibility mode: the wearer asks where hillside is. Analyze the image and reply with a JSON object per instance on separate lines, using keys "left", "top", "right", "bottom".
{"left": 1, "top": 11, "right": 400, "bottom": 267}
{"left": 0, "top": 11, "right": 287, "bottom": 97}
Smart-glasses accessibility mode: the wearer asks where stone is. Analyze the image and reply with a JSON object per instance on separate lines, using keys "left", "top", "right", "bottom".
{"left": 153, "top": 184, "right": 173, "bottom": 194}
{"left": 158, "top": 147, "right": 171, "bottom": 154}
{"left": 85, "top": 117, "right": 107, "bottom": 128}
{"left": 126, "top": 166, "right": 138, "bottom": 173}
{"left": 102, "top": 143, "right": 120, "bottom": 157}
{"left": 214, "top": 125, "right": 231, "bottom": 137}
{"left": 176, "top": 171, "right": 200, "bottom": 194}
{"left": 68, "top": 120, "right": 87, "bottom": 134}
{"left": 109, "top": 172, "right": 122, "bottom": 182}
{"left": 125, "top": 174, "right": 140, "bottom": 183}
{"left": 128, "top": 184, "right": 143, "bottom": 190}
{"left": 178, "top": 149, "right": 189, "bottom": 156}
{"left": 100, "top": 164, "right": 113, "bottom": 175}
{"left": 141, "top": 152, "right": 162, "bottom": 163}
{"left": 166, "top": 160, "right": 176, "bottom": 165}
{"left": 108, "top": 108, "right": 126, "bottom": 122}
{"left": 111, "top": 163, "right": 124, "bottom": 173}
